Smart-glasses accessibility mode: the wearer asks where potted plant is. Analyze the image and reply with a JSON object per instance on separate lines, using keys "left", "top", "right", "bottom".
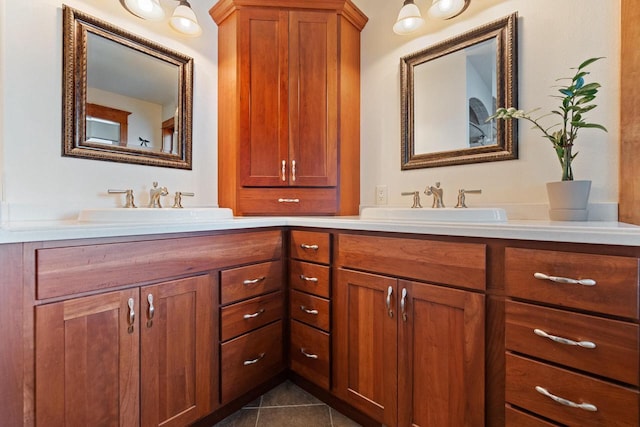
{"left": 488, "top": 57, "right": 608, "bottom": 220}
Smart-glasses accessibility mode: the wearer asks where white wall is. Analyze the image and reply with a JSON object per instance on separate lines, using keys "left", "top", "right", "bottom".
{"left": 0, "top": 0, "right": 219, "bottom": 221}
{"left": 0, "top": 0, "right": 622, "bottom": 222}
{"left": 354, "top": 0, "right": 620, "bottom": 218}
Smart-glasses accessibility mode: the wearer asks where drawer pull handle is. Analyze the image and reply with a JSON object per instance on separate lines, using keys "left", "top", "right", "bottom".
{"left": 300, "top": 244, "right": 319, "bottom": 250}
{"left": 243, "top": 353, "right": 266, "bottom": 366}
{"left": 146, "top": 294, "right": 155, "bottom": 328}
{"left": 243, "top": 309, "right": 265, "bottom": 319}
{"left": 535, "top": 386, "right": 598, "bottom": 412}
{"left": 300, "top": 305, "right": 319, "bottom": 315}
{"left": 127, "top": 297, "right": 135, "bottom": 334}
{"left": 534, "top": 272, "right": 596, "bottom": 287}
{"left": 534, "top": 328, "right": 596, "bottom": 349}
{"left": 386, "top": 286, "right": 394, "bottom": 318}
{"left": 281, "top": 160, "right": 286, "bottom": 181}
{"left": 300, "top": 348, "right": 319, "bottom": 359}
{"left": 300, "top": 275, "right": 319, "bottom": 283}
{"left": 292, "top": 160, "right": 296, "bottom": 182}
{"left": 278, "top": 198, "right": 300, "bottom": 203}
{"left": 400, "top": 288, "right": 408, "bottom": 322}
{"left": 243, "top": 276, "right": 266, "bottom": 285}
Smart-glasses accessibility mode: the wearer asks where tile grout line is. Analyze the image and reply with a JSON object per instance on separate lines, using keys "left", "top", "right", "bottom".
{"left": 254, "top": 395, "right": 263, "bottom": 427}
{"left": 259, "top": 403, "right": 327, "bottom": 409}
{"left": 329, "top": 405, "right": 335, "bottom": 427}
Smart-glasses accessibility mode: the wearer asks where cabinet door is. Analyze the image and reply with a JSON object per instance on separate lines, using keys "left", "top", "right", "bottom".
{"left": 288, "top": 11, "right": 338, "bottom": 187}
{"left": 398, "top": 280, "right": 485, "bottom": 427}
{"left": 140, "top": 275, "right": 215, "bottom": 427}
{"left": 35, "top": 289, "right": 140, "bottom": 427}
{"left": 334, "top": 269, "right": 397, "bottom": 426}
{"left": 239, "top": 8, "right": 289, "bottom": 187}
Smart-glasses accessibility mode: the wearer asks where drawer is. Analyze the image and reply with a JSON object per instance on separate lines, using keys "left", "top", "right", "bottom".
{"left": 506, "top": 300, "right": 639, "bottom": 385}
{"left": 290, "top": 320, "right": 330, "bottom": 389}
{"left": 337, "top": 233, "right": 486, "bottom": 291}
{"left": 221, "top": 260, "right": 283, "bottom": 305}
{"left": 505, "top": 248, "right": 639, "bottom": 318}
{"left": 220, "top": 321, "right": 284, "bottom": 404}
{"left": 290, "top": 230, "right": 331, "bottom": 264}
{"left": 506, "top": 353, "right": 639, "bottom": 427}
{"left": 290, "top": 290, "right": 330, "bottom": 332}
{"left": 237, "top": 188, "right": 337, "bottom": 215}
{"left": 221, "top": 291, "right": 283, "bottom": 341}
{"left": 289, "top": 260, "right": 330, "bottom": 298}
{"left": 505, "top": 405, "right": 559, "bottom": 426}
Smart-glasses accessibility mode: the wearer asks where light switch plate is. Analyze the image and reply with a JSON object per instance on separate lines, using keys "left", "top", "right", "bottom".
{"left": 375, "top": 185, "right": 388, "bottom": 205}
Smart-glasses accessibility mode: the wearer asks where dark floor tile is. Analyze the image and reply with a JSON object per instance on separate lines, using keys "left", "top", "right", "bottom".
{"left": 243, "top": 396, "right": 261, "bottom": 408}
{"left": 330, "top": 408, "right": 362, "bottom": 427}
{"left": 260, "top": 381, "right": 323, "bottom": 407}
{"left": 212, "top": 408, "right": 259, "bottom": 427}
{"left": 258, "top": 405, "right": 331, "bottom": 427}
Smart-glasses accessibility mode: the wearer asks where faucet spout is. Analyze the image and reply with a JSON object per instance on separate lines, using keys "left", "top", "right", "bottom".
{"left": 424, "top": 182, "right": 445, "bottom": 208}
{"left": 149, "top": 182, "right": 169, "bottom": 208}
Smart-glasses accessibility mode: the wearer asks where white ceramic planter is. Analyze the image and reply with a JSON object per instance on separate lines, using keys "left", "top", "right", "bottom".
{"left": 546, "top": 180, "right": 591, "bottom": 221}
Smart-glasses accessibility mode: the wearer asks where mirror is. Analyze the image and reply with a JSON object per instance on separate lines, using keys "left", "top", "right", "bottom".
{"left": 400, "top": 13, "right": 517, "bottom": 169}
{"left": 62, "top": 5, "right": 193, "bottom": 169}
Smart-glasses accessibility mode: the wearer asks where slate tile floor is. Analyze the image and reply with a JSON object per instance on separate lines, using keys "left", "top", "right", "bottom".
{"left": 212, "top": 381, "right": 362, "bottom": 427}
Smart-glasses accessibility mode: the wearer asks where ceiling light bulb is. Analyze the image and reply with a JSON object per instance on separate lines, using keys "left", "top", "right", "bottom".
{"left": 170, "top": 1, "right": 202, "bottom": 36}
{"left": 428, "top": 0, "right": 469, "bottom": 20}
{"left": 393, "top": 0, "right": 425, "bottom": 35}
{"left": 123, "top": 0, "right": 165, "bottom": 21}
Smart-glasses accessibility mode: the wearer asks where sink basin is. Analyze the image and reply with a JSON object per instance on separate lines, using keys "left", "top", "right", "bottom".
{"left": 77, "top": 207, "right": 234, "bottom": 223}
{"left": 360, "top": 207, "right": 507, "bottom": 223}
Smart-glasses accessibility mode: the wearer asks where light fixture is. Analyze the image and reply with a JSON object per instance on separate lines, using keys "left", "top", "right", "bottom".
{"left": 123, "top": 0, "right": 165, "bottom": 21}
{"left": 169, "top": 0, "right": 203, "bottom": 37}
{"left": 393, "top": 0, "right": 425, "bottom": 35}
{"left": 427, "top": 0, "right": 470, "bottom": 20}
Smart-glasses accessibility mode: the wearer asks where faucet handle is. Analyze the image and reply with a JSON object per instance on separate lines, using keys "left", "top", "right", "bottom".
{"left": 172, "top": 191, "right": 194, "bottom": 208}
{"left": 455, "top": 189, "right": 481, "bottom": 208}
{"left": 108, "top": 189, "right": 136, "bottom": 208}
{"left": 401, "top": 191, "right": 422, "bottom": 208}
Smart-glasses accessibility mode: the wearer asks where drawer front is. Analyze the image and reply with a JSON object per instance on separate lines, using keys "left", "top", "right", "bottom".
{"left": 506, "top": 300, "right": 639, "bottom": 385}
{"left": 221, "top": 260, "right": 283, "bottom": 305}
{"left": 505, "top": 248, "right": 639, "bottom": 318}
{"left": 237, "top": 188, "right": 337, "bottom": 215}
{"left": 505, "top": 405, "right": 560, "bottom": 426}
{"left": 36, "top": 230, "right": 282, "bottom": 300}
{"left": 289, "top": 260, "right": 330, "bottom": 298}
{"left": 337, "top": 233, "right": 486, "bottom": 291}
{"left": 221, "top": 291, "right": 283, "bottom": 341}
{"left": 290, "top": 320, "right": 330, "bottom": 389}
{"left": 290, "top": 290, "right": 330, "bottom": 332}
{"left": 290, "top": 230, "right": 331, "bottom": 264}
{"left": 506, "top": 353, "right": 639, "bottom": 427}
{"left": 221, "top": 321, "right": 284, "bottom": 404}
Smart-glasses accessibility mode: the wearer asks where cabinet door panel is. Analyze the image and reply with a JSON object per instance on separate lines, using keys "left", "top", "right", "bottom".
{"left": 334, "top": 269, "right": 397, "bottom": 426}
{"left": 35, "top": 289, "right": 140, "bottom": 427}
{"left": 239, "top": 8, "right": 289, "bottom": 187}
{"left": 289, "top": 11, "right": 337, "bottom": 186}
{"left": 398, "top": 281, "right": 485, "bottom": 427}
{"left": 140, "top": 275, "right": 214, "bottom": 427}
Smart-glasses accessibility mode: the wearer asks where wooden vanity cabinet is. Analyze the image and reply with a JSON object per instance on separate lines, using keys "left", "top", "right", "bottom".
{"left": 334, "top": 233, "right": 486, "bottom": 427}
{"left": 504, "top": 247, "right": 640, "bottom": 426}
{"left": 210, "top": 0, "right": 367, "bottom": 215}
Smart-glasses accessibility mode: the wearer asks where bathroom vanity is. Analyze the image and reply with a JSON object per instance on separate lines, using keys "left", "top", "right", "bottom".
{"left": 0, "top": 217, "right": 638, "bottom": 427}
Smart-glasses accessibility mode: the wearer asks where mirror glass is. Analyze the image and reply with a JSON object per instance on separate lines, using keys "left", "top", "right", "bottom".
{"left": 401, "top": 13, "right": 517, "bottom": 169}
{"left": 63, "top": 6, "right": 193, "bottom": 169}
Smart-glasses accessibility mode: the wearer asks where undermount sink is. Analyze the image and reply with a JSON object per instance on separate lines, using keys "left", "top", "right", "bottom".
{"left": 77, "top": 207, "right": 234, "bottom": 223}
{"left": 360, "top": 207, "right": 508, "bottom": 223}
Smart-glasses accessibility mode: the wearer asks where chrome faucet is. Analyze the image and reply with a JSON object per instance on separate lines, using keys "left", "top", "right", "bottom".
{"left": 455, "top": 189, "right": 482, "bottom": 208}
{"left": 401, "top": 191, "right": 422, "bottom": 208}
{"left": 149, "top": 182, "right": 169, "bottom": 208}
{"left": 424, "top": 182, "right": 445, "bottom": 208}
{"left": 172, "top": 191, "right": 195, "bottom": 208}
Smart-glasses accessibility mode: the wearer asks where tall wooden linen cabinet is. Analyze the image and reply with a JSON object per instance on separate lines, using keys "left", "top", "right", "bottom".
{"left": 210, "top": 0, "right": 367, "bottom": 215}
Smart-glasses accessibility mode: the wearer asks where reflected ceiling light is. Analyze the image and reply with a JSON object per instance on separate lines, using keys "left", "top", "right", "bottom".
{"left": 169, "top": 0, "right": 203, "bottom": 37}
{"left": 427, "top": 0, "right": 470, "bottom": 20}
{"left": 393, "top": 0, "right": 425, "bottom": 35}
{"left": 123, "top": 0, "right": 165, "bottom": 21}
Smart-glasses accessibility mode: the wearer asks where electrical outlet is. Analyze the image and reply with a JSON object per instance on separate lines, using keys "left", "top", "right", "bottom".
{"left": 375, "top": 185, "right": 388, "bottom": 205}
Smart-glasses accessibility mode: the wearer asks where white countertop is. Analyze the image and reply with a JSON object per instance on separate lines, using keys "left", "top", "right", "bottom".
{"left": 1, "top": 216, "right": 640, "bottom": 246}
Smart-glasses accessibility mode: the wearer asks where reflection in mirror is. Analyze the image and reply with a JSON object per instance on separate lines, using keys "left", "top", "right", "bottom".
{"left": 401, "top": 13, "right": 517, "bottom": 169}
{"left": 63, "top": 5, "right": 193, "bottom": 169}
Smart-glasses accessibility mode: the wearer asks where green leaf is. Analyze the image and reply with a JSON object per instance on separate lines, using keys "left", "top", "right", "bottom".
{"left": 579, "top": 123, "right": 608, "bottom": 132}
{"left": 559, "top": 88, "right": 574, "bottom": 97}
{"left": 578, "top": 57, "right": 605, "bottom": 70}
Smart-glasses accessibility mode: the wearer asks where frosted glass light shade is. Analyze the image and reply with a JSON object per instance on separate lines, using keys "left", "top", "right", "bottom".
{"left": 393, "top": 0, "right": 425, "bottom": 35}
{"left": 123, "top": 0, "right": 165, "bottom": 21}
{"left": 169, "top": 2, "right": 203, "bottom": 37}
{"left": 428, "top": 0, "right": 469, "bottom": 20}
